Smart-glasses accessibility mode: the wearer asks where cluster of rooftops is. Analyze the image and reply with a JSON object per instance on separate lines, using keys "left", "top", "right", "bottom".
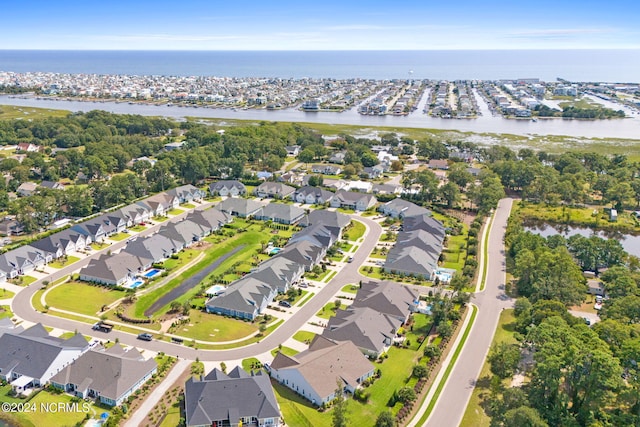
{"left": 0, "top": 320, "right": 157, "bottom": 407}
{"left": 0, "top": 185, "right": 206, "bottom": 283}
{"left": 205, "top": 209, "right": 351, "bottom": 320}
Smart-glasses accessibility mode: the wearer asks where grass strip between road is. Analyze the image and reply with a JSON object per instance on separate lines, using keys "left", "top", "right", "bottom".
{"left": 479, "top": 212, "right": 494, "bottom": 292}
{"left": 413, "top": 304, "right": 479, "bottom": 426}
{"left": 297, "top": 292, "right": 315, "bottom": 307}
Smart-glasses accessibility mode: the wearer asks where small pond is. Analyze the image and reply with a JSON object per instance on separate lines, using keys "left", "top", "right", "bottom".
{"left": 524, "top": 223, "right": 640, "bottom": 258}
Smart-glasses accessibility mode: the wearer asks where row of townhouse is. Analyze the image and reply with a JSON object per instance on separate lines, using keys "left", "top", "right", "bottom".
{"left": 268, "top": 280, "right": 419, "bottom": 406}
{"left": 0, "top": 185, "right": 205, "bottom": 283}
{"left": 79, "top": 207, "right": 232, "bottom": 286}
{"left": 0, "top": 323, "right": 157, "bottom": 406}
{"left": 205, "top": 209, "right": 350, "bottom": 320}
{"left": 381, "top": 203, "right": 447, "bottom": 280}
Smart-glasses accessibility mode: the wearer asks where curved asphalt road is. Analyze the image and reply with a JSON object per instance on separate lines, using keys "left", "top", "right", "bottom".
{"left": 12, "top": 213, "right": 382, "bottom": 361}
{"left": 424, "top": 198, "right": 514, "bottom": 427}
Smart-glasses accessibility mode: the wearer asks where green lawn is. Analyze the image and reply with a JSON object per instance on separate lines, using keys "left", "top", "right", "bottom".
{"left": 168, "top": 309, "right": 258, "bottom": 342}
{"left": 275, "top": 344, "right": 422, "bottom": 427}
{"left": 91, "top": 242, "right": 110, "bottom": 250}
{"left": 108, "top": 232, "right": 131, "bottom": 241}
{"left": 292, "top": 330, "right": 316, "bottom": 344}
{"left": 45, "top": 282, "right": 127, "bottom": 316}
{"left": 341, "top": 284, "right": 359, "bottom": 294}
{"left": 316, "top": 302, "right": 341, "bottom": 319}
{"left": 0, "top": 305, "right": 13, "bottom": 319}
{"left": 460, "top": 309, "right": 517, "bottom": 427}
{"left": 344, "top": 220, "right": 366, "bottom": 241}
{"left": 134, "top": 229, "right": 272, "bottom": 318}
{"left": 0, "top": 288, "right": 15, "bottom": 299}
{"left": 305, "top": 268, "right": 332, "bottom": 282}
{"left": 242, "top": 357, "right": 262, "bottom": 372}
{"left": 271, "top": 346, "right": 299, "bottom": 357}
{"left": 0, "top": 383, "right": 24, "bottom": 405}
{"left": 359, "top": 266, "right": 384, "bottom": 280}
{"left": 20, "top": 275, "right": 38, "bottom": 286}
{"left": 130, "top": 224, "right": 147, "bottom": 232}
{"left": 433, "top": 212, "right": 469, "bottom": 272}
{"left": 48, "top": 255, "right": 81, "bottom": 269}
{"left": 159, "top": 403, "right": 182, "bottom": 427}
{"left": 181, "top": 203, "right": 197, "bottom": 209}
{"left": 5, "top": 391, "right": 95, "bottom": 427}
{"left": 58, "top": 332, "right": 91, "bottom": 341}
{"left": 167, "top": 208, "right": 185, "bottom": 215}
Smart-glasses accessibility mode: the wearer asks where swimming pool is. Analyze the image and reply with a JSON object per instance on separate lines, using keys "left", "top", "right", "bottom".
{"left": 269, "top": 247, "right": 282, "bottom": 255}
{"left": 128, "top": 279, "right": 144, "bottom": 289}
{"left": 205, "top": 284, "right": 226, "bottom": 296}
{"left": 142, "top": 268, "right": 162, "bottom": 278}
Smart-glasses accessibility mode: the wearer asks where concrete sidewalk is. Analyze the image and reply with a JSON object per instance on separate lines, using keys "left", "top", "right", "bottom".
{"left": 124, "top": 358, "right": 190, "bottom": 427}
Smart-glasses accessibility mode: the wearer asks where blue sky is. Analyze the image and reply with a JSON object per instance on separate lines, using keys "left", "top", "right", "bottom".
{"left": 2, "top": 0, "right": 639, "bottom": 50}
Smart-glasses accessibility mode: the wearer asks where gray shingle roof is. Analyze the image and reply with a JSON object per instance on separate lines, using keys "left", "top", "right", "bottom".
{"left": 0, "top": 324, "right": 88, "bottom": 380}
{"left": 322, "top": 307, "right": 402, "bottom": 355}
{"left": 50, "top": 345, "right": 157, "bottom": 402}
{"left": 185, "top": 367, "right": 280, "bottom": 427}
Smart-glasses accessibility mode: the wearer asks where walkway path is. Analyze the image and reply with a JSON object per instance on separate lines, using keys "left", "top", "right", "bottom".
{"left": 123, "top": 358, "right": 190, "bottom": 427}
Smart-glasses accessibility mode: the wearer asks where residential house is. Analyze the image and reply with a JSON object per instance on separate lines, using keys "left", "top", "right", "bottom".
{"left": 185, "top": 367, "right": 281, "bottom": 427}
{"left": 351, "top": 280, "right": 419, "bottom": 323}
{"left": 286, "top": 145, "right": 301, "bottom": 156}
{"left": 311, "top": 164, "right": 342, "bottom": 175}
{"left": 79, "top": 253, "right": 146, "bottom": 286}
{"left": 165, "top": 184, "right": 206, "bottom": 204}
{"left": 39, "top": 181, "right": 65, "bottom": 190}
{"left": 322, "top": 307, "right": 402, "bottom": 358}
{"left": 254, "top": 203, "right": 305, "bottom": 225}
{"left": 159, "top": 220, "right": 207, "bottom": 250}
{"left": 293, "top": 186, "right": 334, "bottom": 205}
{"left": 372, "top": 184, "right": 401, "bottom": 195}
{"left": 50, "top": 345, "right": 157, "bottom": 407}
{"left": 123, "top": 233, "right": 181, "bottom": 265}
{"left": 254, "top": 182, "right": 295, "bottom": 199}
{"left": 384, "top": 214, "right": 446, "bottom": 280}
{"left": 330, "top": 190, "right": 377, "bottom": 211}
{"left": 269, "top": 336, "right": 374, "bottom": 406}
{"left": 186, "top": 208, "right": 232, "bottom": 233}
{"left": 298, "top": 209, "right": 351, "bottom": 230}
{"left": 214, "top": 198, "right": 265, "bottom": 218}
{"left": 138, "top": 193, "right": 180, "bottom": 217}
{"left": 29, "top": 236, "right": 65, "bottom": 260}
{"left": 209, "top": 180, "right": 247, "bottom": 197}
{"left": 0, "top": 324, "right": 89, "bottom": 393}
{"left": 278, "top": 240, "right": 324, "bottom": 272}
{"left": 206, "top": 276, "right": 276, "bottom": 320}
{"left": 164, "top": 141, "right": 185, "bottom": 151}
{"left": 322, "top": 178, "right": 348, "bottom": 191}
{"left": 0, "top": 218, "right": 25, "bottom": 236}
{"left": 329, "top": 151, "right": 346, "bottom": 164}
{"left": 361, "top": 165, "right": 384, "bottom": 179}
{"left": 16, "top": 143, "right": 40, "bottom": 152}
{"left": 379, "top": 199, "right": 431, "bottom": 219}
{"left": 251, "top": 256, "right": 304, "bottom": 293}
{"left": 0, "top": 245, "right": 50, "bottom": 277}
{"left": 16, "top": 182, "right": 38, "bottom": 197}
{"left": 428, "top": 159, "right": 449, "bottom": 170}
{"left": 346, "top": 180, "right": 373, "bottom": 193}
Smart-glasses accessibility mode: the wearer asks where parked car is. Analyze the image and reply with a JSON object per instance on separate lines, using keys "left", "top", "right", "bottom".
{"left": 348, "top": 256, "right": 354, "bottom": 263}
{"left": 278, "top": 300, "right": 292, "bottom": 308}
{"left": 137, "top": 333, "right": 153, "bottom": 341}
{"left": 92, "top": 321, "right": 114, "bottom": 333}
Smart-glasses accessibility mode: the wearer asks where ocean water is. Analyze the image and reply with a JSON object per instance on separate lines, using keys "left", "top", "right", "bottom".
{"left": 0, "top": 50, "right": 639, "bottom": 82}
